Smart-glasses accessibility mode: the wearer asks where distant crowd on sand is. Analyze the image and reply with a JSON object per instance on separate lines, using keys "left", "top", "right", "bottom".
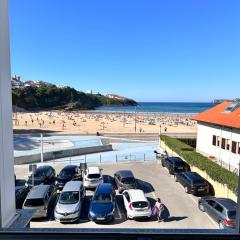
{"left": 12, "top": 111, "right": 197, "bottom": 134}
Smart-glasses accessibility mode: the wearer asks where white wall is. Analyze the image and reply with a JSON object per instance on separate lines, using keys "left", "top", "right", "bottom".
{"left": 196, "top": 122, "right": 240, "bottom": 170}
{"left": 0, "top": 0, "right": 16, "bottom": 227}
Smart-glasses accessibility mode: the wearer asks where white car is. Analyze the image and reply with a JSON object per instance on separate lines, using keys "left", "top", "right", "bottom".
{"left": 54, "top": 181, "right": 85, "bottom": 223}
{"left": 122, "top": 189, "right": 151, "bottom": 219}
{"left": 83, "top": 167, "right": 103, "bottom": 189}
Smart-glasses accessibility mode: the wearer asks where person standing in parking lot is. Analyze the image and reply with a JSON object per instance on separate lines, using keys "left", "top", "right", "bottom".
{"left": 155, "top": 198, "right": 164, "bottom": 222}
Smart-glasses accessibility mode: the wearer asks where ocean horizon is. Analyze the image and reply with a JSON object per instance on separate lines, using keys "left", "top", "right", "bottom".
{"left": 95, "top": 102, "right": 216, "bottom": 114}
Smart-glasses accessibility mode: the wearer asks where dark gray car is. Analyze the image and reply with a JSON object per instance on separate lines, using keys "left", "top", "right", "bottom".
{"left": 198, "top": 196, "right": 236, "bottom": 229}
{"left": 114, "top": 170, "right": 137, "bottom": 193}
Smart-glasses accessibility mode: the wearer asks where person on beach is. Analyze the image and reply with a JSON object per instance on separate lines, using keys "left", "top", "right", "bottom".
{"left": 155, "top": 198, "right": 164, "bottom": 222}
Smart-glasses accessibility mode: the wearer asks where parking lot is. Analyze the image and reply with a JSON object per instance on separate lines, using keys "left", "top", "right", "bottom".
{"left": 15, "top": 161, "right": 218, "bottom": 229}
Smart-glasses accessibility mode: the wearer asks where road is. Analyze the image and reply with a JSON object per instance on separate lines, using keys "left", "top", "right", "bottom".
{"left": 15, "top": 161, "right": 218, "bottom": 229}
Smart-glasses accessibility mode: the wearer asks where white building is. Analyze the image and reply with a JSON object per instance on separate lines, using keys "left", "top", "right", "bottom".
{"left": 193, "top": 102, "right": 240, "bottom": 171}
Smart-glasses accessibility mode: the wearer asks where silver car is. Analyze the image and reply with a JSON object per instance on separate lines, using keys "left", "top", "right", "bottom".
{"left": 198, "top": 196, "right": 236, "bottom": 229}
{"left": 23, "top": 184, "right": 55, "bottom": 218}
{"left": 54, "top": 181, "right": 85, "bottom": 223}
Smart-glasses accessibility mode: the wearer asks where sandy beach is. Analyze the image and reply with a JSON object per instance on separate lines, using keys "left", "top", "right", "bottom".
{"left": 12, "top": 110, "right": 197, "bottom": 135}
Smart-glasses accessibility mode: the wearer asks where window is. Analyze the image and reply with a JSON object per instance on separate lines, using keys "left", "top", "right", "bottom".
{"left": 221, "top": 138, "right": 226, "bottom": 149}
{"left": 217, "top": 136, "right": 220, "bottom": 147}
{"left": 212, "top": 135, "right": 216, "bottom": 146}
{"left": 214, "top": 204, "right": 223, "bottom": 213}
{"left": 238, "top": 143, "right": 240, "bottom": 155}
{"left": 226, "top": 139, "right": 230, "bottom": 150}
{"left": 231, "top": 141, "right": 237, "bottom": 154}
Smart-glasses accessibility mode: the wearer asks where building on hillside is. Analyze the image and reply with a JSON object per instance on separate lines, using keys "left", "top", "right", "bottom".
{"left": 192, "top": 102, "right": 240, "bottom": 171}
{"left": 24, "top": 80, "right": 36, "bottom": 87}
{"left": 106, "top": 93, "right": 126, "bottom": 100}
{"left": 11, "top": 75, "right": 24, "bottom": 89}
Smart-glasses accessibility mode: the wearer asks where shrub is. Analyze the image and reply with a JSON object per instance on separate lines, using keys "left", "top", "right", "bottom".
{"left": 160, "top": 135, "right": 238, "bottom": 194}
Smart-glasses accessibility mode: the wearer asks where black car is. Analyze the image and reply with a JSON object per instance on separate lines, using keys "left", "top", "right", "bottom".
{"left": 88, "top": 183, "right": 116, "bottom": 222}
{"left": 114, "top": 170, "right": 137, "bottom": 194}
{"left": 26, "top": 165, "right": 56, "bottom": 188}
{"left": 55, "top": 165, "right": 81, "bottom": 190}
{"left": 161, "top": 157, "right": 190, "bottom": 175}
{"left": 15, "top": 177, "right": 29, "bottom": 209}
{"left": 175, "top": 172, "right": 210, "bottom": 195}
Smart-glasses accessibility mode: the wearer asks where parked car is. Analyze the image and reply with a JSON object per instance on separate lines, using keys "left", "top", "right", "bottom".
{"left": 161, "top": 157, "right": 190, "bottom": 174}
{"left": 15, "top": 185, "right": 29, "bottom": 209}
{"left": 122, "top": 189, "right": 151, "bottom": 219}
{"left": 55, "top": 165, "right": 81, "bottom": 190}
{"left": 175, "top": 172, "right": 210, "bottom": 195}
{"left": 26, "top": 165, "right": 56, "bottom": 188}
{"left": 23, "top": 184, "right": 55, "bottom": 218}
{"left": 83, "top": 167, "right": 103, "bottom": 189}
{"left": 198, "top": 197, "right": 236, "bottom": 229}
{"left": 88, "top": 183, "right": 116, "bottom": 222}
{"left": 114, "top": 170, "right": 137, "bottom": 193}
{"left": 54, "top": 181, "right": 85, "bottom": 223}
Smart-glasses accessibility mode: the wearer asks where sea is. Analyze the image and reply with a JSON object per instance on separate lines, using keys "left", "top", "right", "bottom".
{"left": 95, "top": 102, "right": 216, "bottom": 114}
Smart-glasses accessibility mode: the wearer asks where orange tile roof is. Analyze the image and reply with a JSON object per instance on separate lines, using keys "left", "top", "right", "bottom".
{"left": 192, "top": 102, "right": 240, "bottom": 129}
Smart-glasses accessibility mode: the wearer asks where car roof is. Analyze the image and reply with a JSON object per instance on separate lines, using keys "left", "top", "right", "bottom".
{"left": 62, "top": 181, "right": 83, "bottom": 192}
{"left": 127, "top": 189, "right": 147, "bottom": 202}
{"left": 27, "top": 185, "right": 51, "bottom": 199}
{"left": 87, "top": 167, "right": 100, "bottom": 174}
{"left": 216, "top": 198, "right": 237, "bottom": 210}
{"left": 61, "top": 165, "right": 77, "bottom": 171}
{"left": 95, "top": 183, "right": 113, "bottom": 194}
{"left": 36, "top": 165, "right": 52, "bottom": 171}
{"left": 116, "top": 170, "right": 134, "bottom": 178}
{"left": 184, "top": 172, "right": 204, "bottom": 181}
{"left": 167, "top": 157, "right": 183, "bottom": 163}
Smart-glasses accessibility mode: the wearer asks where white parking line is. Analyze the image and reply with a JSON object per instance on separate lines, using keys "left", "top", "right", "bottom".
{"left": 115, "top": 201, "right": 122, "bottom": 220}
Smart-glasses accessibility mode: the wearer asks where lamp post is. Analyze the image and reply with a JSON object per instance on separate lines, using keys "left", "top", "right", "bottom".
{"left": 159, "top": 125, "right": 162, "bottom": 148}
{"left": 236, "top": 161, "right": 240, "bottom": 234}
{"left": 134, "top": 106, "right": 137, "bottom": 133}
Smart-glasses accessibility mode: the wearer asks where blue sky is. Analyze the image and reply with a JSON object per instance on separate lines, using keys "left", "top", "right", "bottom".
{"left": 9, "top": 0, "right": 240, "bottom": 102}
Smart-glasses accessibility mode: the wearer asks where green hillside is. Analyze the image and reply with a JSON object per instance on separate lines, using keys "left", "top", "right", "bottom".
{"left": 12, "top": 85, "right": 137, "bottom": 111}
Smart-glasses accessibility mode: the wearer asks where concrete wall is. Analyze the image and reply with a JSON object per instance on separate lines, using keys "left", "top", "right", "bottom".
{"left": 14, "top": 145, "right": 113, "bottom": 165}
{"left": 161, "top": 141, "right": 237, "bottom": 202}
{"left": 196, "top": 122, "right": 240, "bottom": 170}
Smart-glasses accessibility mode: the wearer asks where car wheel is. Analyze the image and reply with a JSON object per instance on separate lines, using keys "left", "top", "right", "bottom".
{"left": 198, "top": 203, "right": 205, "bottom": 212}
{"left": 219, "top": 220, "right": 225, "bottom": 229}
{"left": 184, "top": 186, "right": 189, "bottom": 194}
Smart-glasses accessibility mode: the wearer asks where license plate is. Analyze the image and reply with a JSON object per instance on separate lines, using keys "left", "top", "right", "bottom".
{"left": 178, "top": 167, "right": 183, "bottom": 170}
{"left": 198, "top": 188, "right": 204, "bottom": 191}
{"left": 96, "top": 217, "right": 105, "bottom": 220}
{"left": 136, "top": 209, "right": 144, "bottom": 212}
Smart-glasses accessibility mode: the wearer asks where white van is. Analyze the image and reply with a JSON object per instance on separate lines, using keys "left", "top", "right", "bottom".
{"left": 54, "top": 181, "right": 85, "bottom": 223}
{"left": 83, "top": 167, "right": 103, "bottom": 189}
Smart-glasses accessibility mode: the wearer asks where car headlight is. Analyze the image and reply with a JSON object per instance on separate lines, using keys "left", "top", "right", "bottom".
{"left": 89, "top": 211, "right": 95, "bottom": 217}
{"left": 25, "top": 182, "right": 29, "bottom": 187}
{"left": 55, "top": 180, "right": 58, "bottom": 185}
{"left": 70, "top": 210, "right": 79, "bottom": 214}
{"left": 107, "top": 210, "right": 114, "bottom": 216}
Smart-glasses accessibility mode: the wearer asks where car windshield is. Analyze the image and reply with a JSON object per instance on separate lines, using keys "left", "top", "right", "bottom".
{"left": 228, "top": 210, "right": 236, "bottom": 219}
{"left": 121, "top": 177, "right": 135, "bottom": 184}
{"left": 59, "top": 191, "right": 79, "bottom": 204}
{"left": 87, "top": 174, "right": 100, "bottom": 179}
{"left": 31, "top": 169, "right": 47, "bottom": 179}
{"left": 24, "top": 198, "right": 44, "bottom": 207}
{"left": 59, "top": 169, "right": 75, "bottom": 179}
{"left": 192, "top": 179, "right": 205, "bottom": 185}
{"left": 93, "top": 194, "right": 112, "bottom": 203}
{"left": 132, "top": 201, "right": 148, "bottom": 208}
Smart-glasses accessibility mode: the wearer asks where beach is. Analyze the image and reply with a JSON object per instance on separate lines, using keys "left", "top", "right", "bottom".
{"left": 12, "top": 110, "right": 197, "bottom": 135}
